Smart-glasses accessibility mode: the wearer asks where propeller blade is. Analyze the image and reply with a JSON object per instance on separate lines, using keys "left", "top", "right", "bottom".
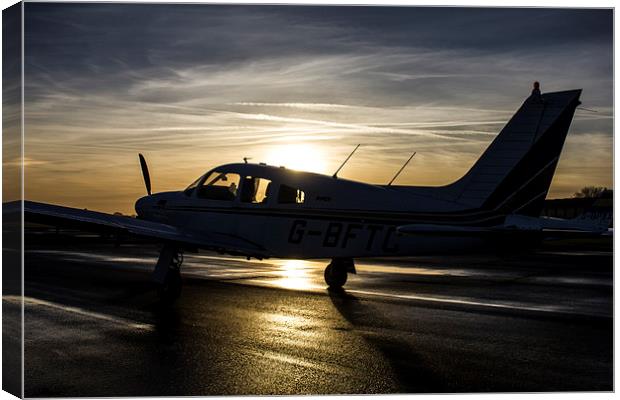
{"left": 138, "top": 153, "right": 152, "bottom": 196}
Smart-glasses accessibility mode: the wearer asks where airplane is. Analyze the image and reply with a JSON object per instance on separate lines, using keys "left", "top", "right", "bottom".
{"left": 17, "top": 83, "right": 607, "bottom": 302}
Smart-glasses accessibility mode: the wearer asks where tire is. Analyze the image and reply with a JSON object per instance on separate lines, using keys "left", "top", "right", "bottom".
{"left": 158, "top": 269, "right": 182, "bottom": 303}
{"left": 324, "top": 263, "right": 347, "bottom": 288}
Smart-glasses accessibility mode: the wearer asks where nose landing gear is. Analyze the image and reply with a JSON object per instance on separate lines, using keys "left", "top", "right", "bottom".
{"left": 324, "top": 258, "right": 355, "bottom": 289}
{"left": 153, "top": 244, "right": 184, "bottom": 303}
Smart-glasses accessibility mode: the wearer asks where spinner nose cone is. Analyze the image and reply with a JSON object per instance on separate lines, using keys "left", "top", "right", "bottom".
{"left": 134, "top": 195, "right": 152, "bottom": 219}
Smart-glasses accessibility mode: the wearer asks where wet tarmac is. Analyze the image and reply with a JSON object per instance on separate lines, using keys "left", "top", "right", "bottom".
{"left": 12, "top": 233, "right": 613, "bottom": 396}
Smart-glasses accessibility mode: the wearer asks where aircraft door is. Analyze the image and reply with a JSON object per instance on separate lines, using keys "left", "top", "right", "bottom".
{"left": 182, "top": 171, "right": 242, "bottom": 236}
{"left": 238, "top": 175, "right": 273, "bottom": 248}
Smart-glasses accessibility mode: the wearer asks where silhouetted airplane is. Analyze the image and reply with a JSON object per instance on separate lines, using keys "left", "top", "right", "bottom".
{"left": 20, "top": 84, "right": 606, "bottom": 301}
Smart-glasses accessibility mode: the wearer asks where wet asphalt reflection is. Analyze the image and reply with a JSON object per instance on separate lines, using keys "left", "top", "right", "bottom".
{"left": 17, "top": 238, "right": 612, "bottom": 396}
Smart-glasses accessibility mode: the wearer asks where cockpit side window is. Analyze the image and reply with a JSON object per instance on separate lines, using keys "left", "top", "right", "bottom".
{"left": 278, "top": 184, "right": 305, "bottom": 204}
{"left": 240, "top": 176, "right": 272, "bottom": 204}
{"left": 196, "top": 171, "right": 240, "bottom": 201}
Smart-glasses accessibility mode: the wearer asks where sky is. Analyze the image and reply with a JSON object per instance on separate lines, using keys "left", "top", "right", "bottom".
{"left": 20, "top": 4, "right": 613, "bottom": 214}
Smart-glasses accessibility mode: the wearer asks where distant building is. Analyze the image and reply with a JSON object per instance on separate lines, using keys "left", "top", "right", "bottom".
{"left": 542, "top": 190, "right": 613, "bottom": 226}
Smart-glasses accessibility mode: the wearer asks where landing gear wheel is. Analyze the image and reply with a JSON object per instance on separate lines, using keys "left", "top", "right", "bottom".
{"left": 324, "top": 263, "right": 348, "bottom": 289}
{"left": 158, "top": 268, "right": 182, "bottom": 303}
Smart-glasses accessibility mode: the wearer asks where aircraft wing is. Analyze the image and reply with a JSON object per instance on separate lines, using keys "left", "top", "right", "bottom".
{"left": 15, "top": 200, "right": 269, "bottom": 259}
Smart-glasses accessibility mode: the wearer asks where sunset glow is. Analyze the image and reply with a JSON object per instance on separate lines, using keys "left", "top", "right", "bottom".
{"left": 263, "top": 144, "right": 329, "bottom": 174}
{"left": 13, "top": 5, "right": 612, "bottom": 214}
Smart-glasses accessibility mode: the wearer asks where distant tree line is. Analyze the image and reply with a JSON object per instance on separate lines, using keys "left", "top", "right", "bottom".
{"left": 573, "top": 186, "right": 612, "bottom": 199}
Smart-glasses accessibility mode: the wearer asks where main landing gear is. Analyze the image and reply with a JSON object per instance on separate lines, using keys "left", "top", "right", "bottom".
{"left": 153, "top": 243, "right": 184, "bottom": 303}
{"left": 324, "top": 258, "right": 356, "bottom": 289}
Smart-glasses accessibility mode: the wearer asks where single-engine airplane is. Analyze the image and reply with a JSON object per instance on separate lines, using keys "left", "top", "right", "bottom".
{"left": 18, "top": 83, "right": 609, "bottom": 301}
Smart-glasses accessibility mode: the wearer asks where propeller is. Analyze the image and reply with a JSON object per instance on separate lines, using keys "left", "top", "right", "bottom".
{"left": 138, "top": 153, "right": 152, "bottom": 196}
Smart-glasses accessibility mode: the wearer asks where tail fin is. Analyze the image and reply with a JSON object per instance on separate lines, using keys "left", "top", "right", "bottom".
{"left": 450, "top": 87, "right": 582, "bottom": 216}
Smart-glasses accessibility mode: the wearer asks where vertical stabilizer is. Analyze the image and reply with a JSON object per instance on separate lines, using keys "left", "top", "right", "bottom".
{"left": 449, "top": 86, "right": 581, "bottom": 216}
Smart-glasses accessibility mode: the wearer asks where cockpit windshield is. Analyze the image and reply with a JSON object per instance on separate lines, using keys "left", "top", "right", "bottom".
{"left": 184, "top": 170, "right": 241, "bottom": 201}
{"left": 185, "top": 176, "right": 202, "bottom": 190}
{"left": 184, "top": 175, "right": 204, "bottom": 196}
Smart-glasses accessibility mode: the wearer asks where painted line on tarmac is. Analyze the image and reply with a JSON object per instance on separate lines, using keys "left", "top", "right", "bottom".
{"left": 345, "top": 289, "right": 603, "bottom": 318}
{"left": 4, "top": 295, "right": 153, "bottom": 331}
{"left": 243, "top": 279, "right": 603, "bottom": 318}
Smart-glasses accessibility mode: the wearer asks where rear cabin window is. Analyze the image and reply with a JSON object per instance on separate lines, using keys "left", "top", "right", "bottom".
{"left": 196, "top": 172, "right": 240, "bottom": 201}
{"left": 240, "top": 176, "right": 272, "bottom": 204}
{"left": 278, "top": 184, "right": 305, "bottom": 204}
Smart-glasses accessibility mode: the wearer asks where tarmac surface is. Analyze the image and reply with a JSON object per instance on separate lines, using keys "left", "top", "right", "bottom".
{"left": 11, "top": 232, "right": 613, "bottom": 396}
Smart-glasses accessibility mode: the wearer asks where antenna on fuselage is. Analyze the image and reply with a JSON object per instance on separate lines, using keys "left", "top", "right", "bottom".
{"left": 387, "top": 152, "right": 416, "bottom": 186}
{"left": 243, "top": 157, "right": 252, "bottom": 164}
{"left": 332, "top": 144, "right": 361, "bottom": 179}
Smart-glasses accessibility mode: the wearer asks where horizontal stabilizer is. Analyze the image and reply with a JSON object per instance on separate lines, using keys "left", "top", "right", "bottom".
{"left": 397, "top": 212, "right": 610, "bottom": 238}
{"left": 396, "top": 223, "right": 498, "bottom": 236}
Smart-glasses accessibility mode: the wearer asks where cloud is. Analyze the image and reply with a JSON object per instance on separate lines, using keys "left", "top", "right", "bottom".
{"left": 21, "top": 4, "right": 613, "bottom": 213}
{"left": 230, "top": 102, "right": 357, "bottom": 110}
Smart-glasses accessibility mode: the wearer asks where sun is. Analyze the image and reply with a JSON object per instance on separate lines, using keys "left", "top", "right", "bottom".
{"left": 263, "top": 144, "right": 329, "bottom": 174}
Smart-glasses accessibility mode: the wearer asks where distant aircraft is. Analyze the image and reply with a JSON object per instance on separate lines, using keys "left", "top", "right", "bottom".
{"left": 19, "top": 84, "right": 608, "bottom": 301}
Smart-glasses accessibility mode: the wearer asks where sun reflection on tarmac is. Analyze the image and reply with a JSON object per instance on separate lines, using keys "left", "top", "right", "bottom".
{"left": 271, "top": 259, "right": 318, "bottom": 290}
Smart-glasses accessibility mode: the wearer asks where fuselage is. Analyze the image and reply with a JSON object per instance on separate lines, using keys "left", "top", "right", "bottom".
{"left": 135, "top": 163, "right": 491, "bottom": 258}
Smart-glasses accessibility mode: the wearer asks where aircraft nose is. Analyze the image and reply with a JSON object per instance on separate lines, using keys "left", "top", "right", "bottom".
{"left": 134, "top": 195, "right": 152, "bottom": 218}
